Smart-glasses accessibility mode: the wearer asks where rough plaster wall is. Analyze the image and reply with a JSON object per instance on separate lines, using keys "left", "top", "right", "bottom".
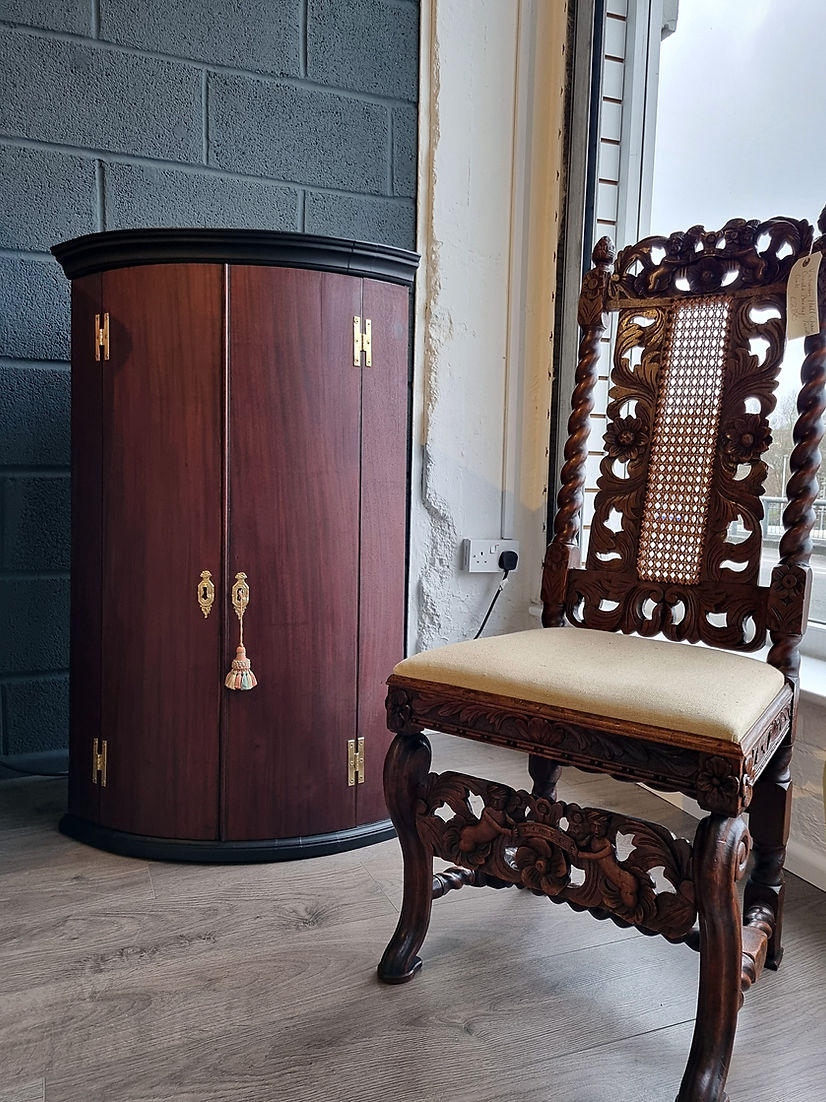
{"left": 411, "top": 0, "right": 566, "bottom": 654}
{"left": 0, "top": 0, "right": 418, "bottom": 764}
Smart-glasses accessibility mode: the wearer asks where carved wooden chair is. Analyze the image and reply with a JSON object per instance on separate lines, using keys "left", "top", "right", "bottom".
{"left": 378, "top": 212, "right": 826, "bottom": 1101}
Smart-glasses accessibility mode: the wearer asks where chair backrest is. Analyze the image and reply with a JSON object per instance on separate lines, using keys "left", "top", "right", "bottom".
{"left": 542, "top": 214, "right": 826, "bottom": 682}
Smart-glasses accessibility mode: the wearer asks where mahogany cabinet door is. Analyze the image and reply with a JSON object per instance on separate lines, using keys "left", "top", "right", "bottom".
{"left": 224, "top": 265, "right": 361, "bottom": 840}
{"left": 68, "top": 273, "right": 103, "bottom": 825}
{"left": 355, "top": 279, "right": 410, "bottom": 826}
{"left": 96, "top": 263, "right": 224, "bottom": 839}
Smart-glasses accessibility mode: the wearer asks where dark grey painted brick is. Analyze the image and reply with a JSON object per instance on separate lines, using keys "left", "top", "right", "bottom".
{"left": 0, "top": 29, "right": 203, "bottom": 162}
{"left": 3, "top": 675, "right": 68, "bottom": 754}
{"left": 0, "top": 258, "right": 70, "bottom": 361}
{"left": 209, "top": 74, "right": 390, "bottom": 194}
{"left": 0, "top": 145, "right": 97, "bottom": 251}
{"left": 305, "top": 191, "right": 415, "bottom": 250}
{"left": 2, "top": 475, "right": 70, "bottom": 571}
{"left": 104, "top": 162, "right": 300, "bottom": 232}
{"left": 0, "top": 365, "right": 70, "bottom": 466}
{"left": 393, "top": 103, "right": 417, "bottom": 198}
{"left": 0, "top": 577, "right": 69, "bottom": 674}
{"left": 99, "top": 0, "right": 301, "bottom": 78}
{"left": 0, "top": 0, "right": 90, "bottom": 34}
{"left": 307, "top": 0, "right": 418, "bottom": 103}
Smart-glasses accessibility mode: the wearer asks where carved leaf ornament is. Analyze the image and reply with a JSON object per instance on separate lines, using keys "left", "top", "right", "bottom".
{"left": 417, "top": 770, "right": 697, "bottom": 940}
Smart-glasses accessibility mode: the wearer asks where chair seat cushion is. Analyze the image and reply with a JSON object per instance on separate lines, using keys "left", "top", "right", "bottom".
{"left": 392, "top": 628, "right": 787, "bottom": 744}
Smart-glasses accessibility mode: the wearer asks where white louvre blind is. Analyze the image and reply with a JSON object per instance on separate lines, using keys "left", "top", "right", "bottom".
{"left": 580, "top": 0, "right": 673, "bottom": 553}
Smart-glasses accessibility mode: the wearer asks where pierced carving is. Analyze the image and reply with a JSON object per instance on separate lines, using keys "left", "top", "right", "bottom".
{"left": 609, "top": 217, "right": 813, "bottom": 302}
{"left": 565, "top": 569, "right": 768, "bottom": 650}
{"left": 552, "top": 214, "right": 823, "bottom": 652}
{"left": 416, "top": 770, "right": 697, "bottom": 941}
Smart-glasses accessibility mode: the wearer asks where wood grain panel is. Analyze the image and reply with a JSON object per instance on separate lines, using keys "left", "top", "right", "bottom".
{"left": 97, "top": 263, "right": 223, "bottom": 839}
{"left": 224, "top": 266, "right": 362, "bottom": 839}
{"left": 68, "top": 274, "right": 102, "bottom": 827}
{"left": 355, "top": 279, "right": 410, "bottom": 826}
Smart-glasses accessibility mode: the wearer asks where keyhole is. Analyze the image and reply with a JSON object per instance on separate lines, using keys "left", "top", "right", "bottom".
{"left": 202, "top": 586, "right": 208, "bottom": 599}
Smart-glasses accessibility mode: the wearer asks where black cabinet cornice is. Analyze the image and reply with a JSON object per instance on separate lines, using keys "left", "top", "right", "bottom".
{"left": 53, "top": 228, "right": 420, "bottom": 286}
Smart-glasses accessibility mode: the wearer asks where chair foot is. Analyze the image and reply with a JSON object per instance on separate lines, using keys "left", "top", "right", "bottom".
{"left": 677, "top": 1096, "right": 729, "bottom": 1102}
{"left": 377, "top": 731, "right": 434, "bottom": 986}
{"left": 377, "top": 955, "right": 423, "bottom": 984}
{"left": 677, "top": 814, "right": 750, "bottom": 1102}
{"left": 764, "top": 946, "right": 784, "bottom": 971}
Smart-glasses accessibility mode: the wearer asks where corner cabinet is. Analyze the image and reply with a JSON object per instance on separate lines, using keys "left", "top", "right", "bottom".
{"left": 52, "top": 230, "right": 419, "bottom": 861}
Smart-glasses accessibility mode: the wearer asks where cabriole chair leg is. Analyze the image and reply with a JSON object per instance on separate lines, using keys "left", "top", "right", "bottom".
{"left": 677, "top": 814, "right": 750, "bottom": 1102}
{"left": 377, "top": 731, "right": 434, "bottom": 984}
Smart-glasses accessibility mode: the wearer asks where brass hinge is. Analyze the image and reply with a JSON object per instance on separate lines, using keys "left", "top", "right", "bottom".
{"left": 347, "top": 737, "right": 365, "bottom": 786}
{"left": 353, "top": 316, "right": 372, "bottom": 367}
{"left": 95, "top": 312, "right": 110, "bottom": 361}
{"left": 91, "top": 737, "right": 108, "bottom": 787}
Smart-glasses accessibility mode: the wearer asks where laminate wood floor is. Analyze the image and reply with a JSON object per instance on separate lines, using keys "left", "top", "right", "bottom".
{"left": 1, "top": 736, "right": 823, "bottom": 1102}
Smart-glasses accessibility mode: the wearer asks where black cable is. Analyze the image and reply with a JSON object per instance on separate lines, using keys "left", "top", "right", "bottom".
{"left": 474, "top": 570, "right": 512, "bottom": 639}
{"left": 474, "top": 549, "right": 520, "bottom": 639}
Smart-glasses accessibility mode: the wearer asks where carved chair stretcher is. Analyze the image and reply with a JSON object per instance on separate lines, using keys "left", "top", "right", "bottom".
{"left": 377, "top": 212, "right": 826, "bottom": 1102}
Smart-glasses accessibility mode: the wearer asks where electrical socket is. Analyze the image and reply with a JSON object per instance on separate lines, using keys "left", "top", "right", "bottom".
{"left": 462, "top": 539, "right": 520, "bottom": 573}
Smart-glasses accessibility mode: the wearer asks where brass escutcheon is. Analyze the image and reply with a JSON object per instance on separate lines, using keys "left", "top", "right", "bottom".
{"left": 231, "top": 572, "right": 250, "bottom": 620}
{"left": 198, "top": 570, "right": 215, "bottom": 618}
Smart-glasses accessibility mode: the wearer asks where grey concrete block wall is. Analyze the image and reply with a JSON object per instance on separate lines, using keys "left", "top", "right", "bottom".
{"left": 0, "top": 0, "right": 419, "bottom": 766}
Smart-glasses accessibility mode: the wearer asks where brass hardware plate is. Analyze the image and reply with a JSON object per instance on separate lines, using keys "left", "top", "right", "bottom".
{"left": 92, "top": 737, "right": 108, "bottom": 787}
{"left": 362, "top": 318, "right": 371, "bottom": 367}
{"left": 231, "top": 572, "right": 250, "bottom": 620}
{"left": 353, "top": 316, "right": 372, "bottom": 367}
{"left": 95, "top": 312, "right": 110, "bottom": 361}
{"left": 198, "top": 570, "right": 215, "bottom": 618}
{"left": 347, "top": 737, "right": 365, "bottom": 786}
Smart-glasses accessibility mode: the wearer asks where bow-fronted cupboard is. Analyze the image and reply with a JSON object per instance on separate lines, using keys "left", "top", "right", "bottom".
{"left": 53, "top": 230, "right": 418, "bottom": 860}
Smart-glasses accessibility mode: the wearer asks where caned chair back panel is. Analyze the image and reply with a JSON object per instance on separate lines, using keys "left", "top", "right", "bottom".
{"left": 543, "top": 216, "right": 826, "bottom": 660}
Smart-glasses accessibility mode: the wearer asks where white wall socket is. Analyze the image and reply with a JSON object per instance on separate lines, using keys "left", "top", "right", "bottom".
{"left": 461, "top": 539, "right": 520, "bottom": 573}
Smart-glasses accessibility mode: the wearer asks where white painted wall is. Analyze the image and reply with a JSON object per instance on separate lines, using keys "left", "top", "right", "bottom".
{"left": 410, "top": 0, "right": 567, "bottom": 653}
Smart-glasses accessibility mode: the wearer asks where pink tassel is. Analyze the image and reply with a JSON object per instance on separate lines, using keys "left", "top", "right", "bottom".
{"left": 225, "top": 644, "right": 257, "bottom": 691}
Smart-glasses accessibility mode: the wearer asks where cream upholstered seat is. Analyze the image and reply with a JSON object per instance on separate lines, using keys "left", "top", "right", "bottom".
{"left": 377, "top": 214, "right": 826, "bottom": 1102}
{"left": 393, "top": 628, "right": 786, "bottom": 744}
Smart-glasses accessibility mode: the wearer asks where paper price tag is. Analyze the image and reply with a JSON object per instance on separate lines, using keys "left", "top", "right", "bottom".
{"left": 787, "top": 251, "right": 822, "bottom": 340}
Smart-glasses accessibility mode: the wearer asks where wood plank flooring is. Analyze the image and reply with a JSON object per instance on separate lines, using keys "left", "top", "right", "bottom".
{"left": 1, "top": 735, "right": 823, "bottom": 1102}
